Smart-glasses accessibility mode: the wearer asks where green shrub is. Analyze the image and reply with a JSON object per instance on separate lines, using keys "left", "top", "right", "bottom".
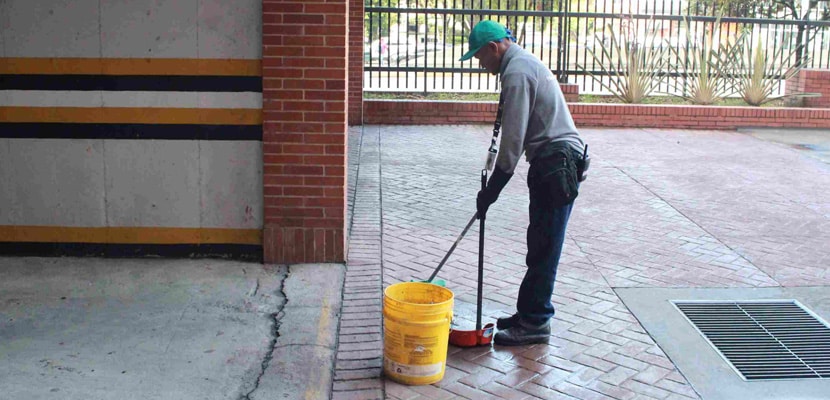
{"left": 578, "top": 28, "right": 670, "bottom": 104}
{"left": 667, "top": 16, "right": 742, "bottom": 105}
{"left": 730, "top": 35, "right": 814, "bottom": 107}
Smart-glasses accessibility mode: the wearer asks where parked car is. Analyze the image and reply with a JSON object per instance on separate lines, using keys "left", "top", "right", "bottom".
{"left": 365, "top": 35, "right": 438, "bottom": 64}
{"left": 525, "top": 34, "right": 558, "bottom": 49}
{"left": 581, "top": 34, "right": 610, "bottom": 49}
{"left": 420, "top": 36, "right": 441, "bottom": 50}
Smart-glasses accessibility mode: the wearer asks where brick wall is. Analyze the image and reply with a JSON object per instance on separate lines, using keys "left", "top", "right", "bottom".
{"left": 348, "top": 0, "right": 363, "bottom": 125}
{"left": 569, "top": 104, "right": 830, "bottom": 129}
{"left": 786, "top": 69, "right": 830, "bottom": 108}
{"left": 364, "top": 100, "right": 830, "bottom": 129}
{"left": 360, "top": 84, "right": 576, "bottom": 126}
{"left": 262, "top": 1, "right": 348, "bottom": 263}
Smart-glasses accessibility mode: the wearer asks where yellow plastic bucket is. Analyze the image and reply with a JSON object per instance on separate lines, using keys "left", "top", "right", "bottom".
{"left": 383, "top": 282, "right": 454, "bottom": 385}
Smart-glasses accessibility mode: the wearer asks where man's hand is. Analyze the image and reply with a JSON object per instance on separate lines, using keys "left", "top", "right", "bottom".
{"left": 476, "top": 167, "right": 513, "bottom": 219}
{"left": 476, "top": 189, "right": 498, "bottom": 219}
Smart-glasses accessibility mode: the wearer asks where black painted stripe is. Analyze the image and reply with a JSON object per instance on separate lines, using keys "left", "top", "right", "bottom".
{"left": 0, "top": 242, "right": 262, "bottom": 261}
{"left": 0, "top": 75, "right": 262, "bottom": 92}
{"left": 0, "top": 123, "right": 262, "bottom": 140}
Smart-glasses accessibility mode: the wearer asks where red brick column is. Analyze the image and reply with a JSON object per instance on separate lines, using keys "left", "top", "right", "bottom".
{"left": 786, "top": 69, "right": 830, "bottom": 108}
{"left": 348, "top": 0, "right": 364, "bottom": 125}
{"left": 262, "top": 1, "right": 348, "bottom": 263}
{"left": 561, "top": 83, "right": 580, "bottom": 103}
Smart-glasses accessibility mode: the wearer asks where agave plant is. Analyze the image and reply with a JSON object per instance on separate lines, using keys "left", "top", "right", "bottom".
{"left": 731, "top": 33, "right": 813, "bottom": 107}
{"left": 667, "top": 16, "right": 742, "bottom": 105}
{"left": 578, "top": 28, "right": 670, "bottom": 104}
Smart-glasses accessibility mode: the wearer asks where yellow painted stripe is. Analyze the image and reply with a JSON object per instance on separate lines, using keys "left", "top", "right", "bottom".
{"left": 306, "top": 297, "right": 332, "bottom": 400}
{"left": 0, "top": 226, "right": 262, "bottom": 245}
{"left": 1, "top": 58, "right": 261, "bottom": 76}
{"left": 0, "top": 107, "right": 261, "bottom": 125}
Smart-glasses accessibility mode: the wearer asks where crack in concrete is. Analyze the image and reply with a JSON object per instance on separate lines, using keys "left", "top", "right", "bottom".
{"left": 239, "top": 266, "right": 288, "bottom": 400}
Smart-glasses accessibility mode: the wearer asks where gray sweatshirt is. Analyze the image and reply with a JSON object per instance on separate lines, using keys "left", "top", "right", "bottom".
{"left": 496, "top": 43, "right": 584, "bottom": 174}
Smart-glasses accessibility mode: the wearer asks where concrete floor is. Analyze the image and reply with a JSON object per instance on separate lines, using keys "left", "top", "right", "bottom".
{"left": 741, "top": 128, "right": 830, "bottom": 165}
{"left": 0, "top": 258, "right": 344, "bottom": 400}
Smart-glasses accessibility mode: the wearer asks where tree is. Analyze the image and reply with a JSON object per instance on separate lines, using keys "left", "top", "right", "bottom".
{"left": 365, "top": 0, "right": 400, "bottom": 40}
{"left": 773, "top": 1, "right": 830, "bottom": 66}
{"left": 690, "top": 0, "right": 830, "bottom": 66}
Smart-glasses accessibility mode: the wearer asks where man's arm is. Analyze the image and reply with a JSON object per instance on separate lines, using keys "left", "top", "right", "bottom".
{"left": 477, "top": 71, "right": 534, "bottom": 218}
{"left": 495, "top": 72, "right": 532, "bottom": 175}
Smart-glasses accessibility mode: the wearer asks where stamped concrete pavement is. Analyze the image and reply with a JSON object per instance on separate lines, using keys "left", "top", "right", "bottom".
{"left": 334, "top": 125, "right": 830, "bottom": 400}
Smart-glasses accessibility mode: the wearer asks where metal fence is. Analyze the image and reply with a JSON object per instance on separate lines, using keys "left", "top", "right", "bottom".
{"left": 363, "top": 0, "right": 830, "bottom": 95}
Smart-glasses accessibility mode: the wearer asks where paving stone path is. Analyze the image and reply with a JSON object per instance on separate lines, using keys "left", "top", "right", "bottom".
{"left": 333, "top": 125, "right": 830, "bottom": 400}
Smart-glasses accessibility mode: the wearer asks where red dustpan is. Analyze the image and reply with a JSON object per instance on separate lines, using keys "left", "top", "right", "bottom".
{"left": 448, "top": 169, "right": 494, "bottom": 347}
{"left": 449, "top": 304, "right": 494, "bottom": 347}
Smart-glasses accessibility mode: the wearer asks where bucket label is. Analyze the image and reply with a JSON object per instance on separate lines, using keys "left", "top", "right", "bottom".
{"left": 409, "top": 345, "right": 433, "bottom": 363}
{"left": 385, "top": 358, "right": 443, "bottom": 377}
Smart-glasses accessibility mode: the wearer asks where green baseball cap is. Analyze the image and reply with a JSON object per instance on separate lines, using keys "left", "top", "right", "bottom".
{"left": 459, "top": 20, "right": 511, "bottom": 61}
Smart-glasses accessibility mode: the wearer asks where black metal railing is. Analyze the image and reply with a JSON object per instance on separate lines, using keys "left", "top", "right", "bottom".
{"left": 363, "top": 0, "right": 830, "bottom": 95}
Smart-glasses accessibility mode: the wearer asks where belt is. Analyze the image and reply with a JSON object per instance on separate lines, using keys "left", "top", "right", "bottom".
{"left": 531, "top": 141, "right": 582, "bottom": 165}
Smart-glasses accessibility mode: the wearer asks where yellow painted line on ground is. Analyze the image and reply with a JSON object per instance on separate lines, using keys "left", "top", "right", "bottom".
{"left": 1, "top": 58, "right": 261, "bottom": 76}
{"left": 0, "top": 226, "right": 262, "bottom": 245}
{"left": 306, "top": 297, "right": 331, "bottom": 400}
{"left": 0, "top": 107, "right": 261, "bottom": 125}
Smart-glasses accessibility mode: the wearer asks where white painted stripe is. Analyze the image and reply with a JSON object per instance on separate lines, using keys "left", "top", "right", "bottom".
{"left": 0, "top": 91, "right": 262, "bottom": 109}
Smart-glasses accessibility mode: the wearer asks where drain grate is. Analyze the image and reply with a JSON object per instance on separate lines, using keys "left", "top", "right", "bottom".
{"left": 674, "top": 300, "right": 830, "bottom": 381}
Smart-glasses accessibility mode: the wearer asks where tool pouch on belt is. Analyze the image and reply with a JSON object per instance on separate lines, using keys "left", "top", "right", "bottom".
{"left": 528, "top": 143, "right": 579, "bottom": 208}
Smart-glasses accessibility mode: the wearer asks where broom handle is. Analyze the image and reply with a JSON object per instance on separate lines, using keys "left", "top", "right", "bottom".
{"left": 427, "top": 212, "right": 478, "bottom": 283}
{"left": 477, "top": 169, "right": 486, "bottom": 331}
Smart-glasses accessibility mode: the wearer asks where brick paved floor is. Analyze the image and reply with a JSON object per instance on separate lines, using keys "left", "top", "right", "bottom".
{"left": 333, "top": 125, "right": 830, "bottom": 400}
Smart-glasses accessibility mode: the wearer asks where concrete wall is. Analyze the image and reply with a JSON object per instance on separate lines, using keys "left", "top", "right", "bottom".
{"left": 0, "top": 0, "right": 264, "bottom": 259}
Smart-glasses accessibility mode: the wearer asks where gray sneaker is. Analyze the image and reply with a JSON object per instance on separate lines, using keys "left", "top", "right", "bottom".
{"left": 494, "top": 319, "right": 551, "bottom": 346}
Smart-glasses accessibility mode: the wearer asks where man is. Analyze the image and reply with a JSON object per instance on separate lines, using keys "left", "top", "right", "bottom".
{"left": 460, "top": 20, "right": 586, "bottom": 346}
